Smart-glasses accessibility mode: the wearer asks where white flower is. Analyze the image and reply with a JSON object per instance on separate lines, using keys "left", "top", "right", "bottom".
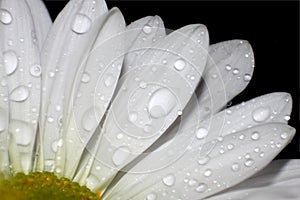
{"left": 0, "top": 0, "right": 298, "bottom": 199}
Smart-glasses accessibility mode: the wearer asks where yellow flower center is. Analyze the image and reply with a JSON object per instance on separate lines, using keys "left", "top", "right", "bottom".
{"left": 0, "top": 172, "right": 100, "bottom": 200}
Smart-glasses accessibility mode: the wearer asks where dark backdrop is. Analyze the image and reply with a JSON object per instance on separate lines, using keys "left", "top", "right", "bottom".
{"left": 42, "top": 0, "right": 299, "bottom": 159}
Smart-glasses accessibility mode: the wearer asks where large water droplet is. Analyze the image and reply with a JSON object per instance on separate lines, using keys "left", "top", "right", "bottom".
{"left": 9, "top": 86, "right": 30, "bottom": 102}
{"left": 196, "top": 127, "right": 208, "bottom": 139}
{"left": 3, "top": 50, "right": 18, "bottom": 75}
{"left": 0, "top": 108, "right": 7, "bottom": 132}
{"left": 174, "top": 59, "right": 186, "bottom": 71}
{"left": 72, "top": 14, "right": 92, "bottom": 34}
{"left": 112, "top": 146, "right": 131, "bottom": 166}
{"left": 162, "top": 174, "right": 175, "bottom": 186}
{"left": 9, "top": 120, "right": 33, "bottom": 146}
{"left": 243, "top": 74, "right": 252, "bottom": 81}
{"left": 30, "top": 65, "right": 42, "bottom": 77}
{"left": 81, "top": 107, "right": 101, "bottom": 132}
{"left": 252, "top": 107, "right": 270, "bottom": 122}
{"left": 148, "top": 88, "right": 176, "bottom": 118}
{"left": 0, "top": 9, "right": 12, "bottom": 25}
{"left": 195, "top": 183, "right": 208, "bottom": 193}
{"left": 143, "top": 24, "right": 152, "bottom": 34}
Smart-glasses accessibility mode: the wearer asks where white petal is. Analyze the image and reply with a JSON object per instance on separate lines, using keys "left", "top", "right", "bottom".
{"left": 208, "top": 159, "right": 300, "bottom": 200}
{"left": 102, "top": 123, "right": 295, "bottom": 200}
{"left": 76, "top": 24, "right": 209, "bottom": 191}
{"left": 38, "top": 0, "right": 108, "bottom": 172}
{"left": 1, "top": 0, "right": 41, "bottom": 173}
{"left": 25, "top": 0, "right": 52, "bottom": 50}
{"left": 63, "top": 7, "right": 126, "bottom": 179}
{"left": 122, "top": 16, "right": 166, "bottom": 76}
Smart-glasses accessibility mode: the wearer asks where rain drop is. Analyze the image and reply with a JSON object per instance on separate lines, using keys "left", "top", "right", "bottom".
{"left": 225, "top": 64, "right": 232, "bottom": 71}
{"left": 148, "top": 88, "right": 176, "bottom": 118}
{"left": 251, "top": 131, "right": 260, "bottom": 141}
{"left": 243, "top": 74, "right": 252, "bottom": 81}
{"left": 146, "top": 193, "right": 157, "bottom": 200}
{"left": 86, "top": 175, "right": 99, "bottom": 190}
{"left": 174, "top": 59, "right": 186, "bottom": 71}
{"left": 198, "top": 156, "right": 210, "bottom": 165}
{"left": 188, "top": 179, "right": 197, "bottom": 187}
{"left": 203, "top": 169, "right": 212, "bottom": 177}
{"left": 81, "top": 72, "right": 91, "bottom": 83}
{"left": 9, "top": 120, "right": 33, "bottom": 146}
{"left": 231, "top": 163, "right": 241, "bottom": 172}
{"left": 142, "top": 24, "right": 152, "bottom": 34}
{"left": 196, "top": 127, "right": 208, "bottom": 139}
{"left": 195, "top": 183, "right": 208, "bottom": 193}
{"left": 232, "top": 68, "right": 240, "bottom": 75}
{"left": 30, "top": 65, "right": 42, "bottom": 77}
{"left": 128, "top": 112, "right": 138, "bottom": 123}
{"left": 81, "top": 107, "right": 101, "bottom": 132}
{"left": 244, "top": 158, "right": 255, "bottom": 167}
{"left": 0, "top": 9, "right": 12, "bottom": 25}
{"left": 104, "top": 74, "right": 115, "bottom": 87}
{"left": 112, "top": 146, "right": 131, "bottom": 166}
{"left": 9, "top": 86, "right": 30, "bottom": 102}
{"left": 280, "top": 132, "right": 288, "bottom": 140}
{"left": 3, "top": 50, "right": 18, "bottom": 75}
{"left": 162, "top": 174, "right": 175, "bottom": 186}
{"left": 72, "top": 14, "right": 92, "bottom": 34}
{"left": 252, "top": 107, "right": 270, "bottom": 122}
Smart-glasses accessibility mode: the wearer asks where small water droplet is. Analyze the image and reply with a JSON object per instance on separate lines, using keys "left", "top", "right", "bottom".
{"left": 196, "top": 127, "right": 208, "bottom": 139}
{"left": 225, "top": 64, "right": 232, "bottom": 71}
{"left": 142, "top": 24, "right": 152, "bottom": 34}
{"left": 231, "top": 163, "right": 241, "bottom": 172}
{"left": 243, "top": 74, "right": 252, "bottom": 81}
{"left": 198, "top": 156, "right": 210, "bottom": 165}
{"left": 139, "top": 81, "right": 147, "bottom": 89}
{"left": 104, "top": 74, "right": 115, "bottom": 87}
{"left": 86, "top": 174, "right": 99, "bottom": 190}
{"left": 9, "top": 120, "right": 33, "bottom": 146}
{"left": 251, "top": 131, "right": 260, "bottom": 141}
{"left": 81, "top": 107, "right": 101, "bottom": 132}
{"left": 252, "top": 107, "right": 270, "bottom": 122}
{"left": 3, "top": 50, "right": 18, "bottom": 75}
{"left": 72, "top": 14, "right": 92, "bottom": 34}
{"left": 0, "top": 9, "right": 12, "bottom": 25}
{"left": 146, "top": 193, "right": 157, "bottom": 200}
{"left": 30, "top": 65, "right": 42, "bottom": 77}
{"left": 128, "top": 112, "right": 138, "bottom": 123}
{"left": 81, "top": 72, "right": 91, "bottom": 83}
{"left": 9, "top": 86, "right": 30, "bottom": 102}
{"left": 195, "top": 183, "right": 207, "bottom": 193}
{"left": 280, "top": 132, "right": 289, "bottom": 140}
{"left": 244, "top": 158, "right": 255, "bottom": 167}
{"left": 188, "top": 179, "right": 198, "bottom": 187}
{"left": 284, "top": 115, "right": 290, "bottom": 121}
{"left": 162, "top": 174, "right": 175, "bottom": 186}
{"left": 227, "top": 143, "right": 234, "bottom": 150}
{"left": 148, "top": 88, "right": 176, "bottom": 118}
{"left": 174, "top": 59, "right": 186, "bottom": 71}
{"left": 47, "top": 116, "right": 54, "bottom": 123}
{"left": 112, "top": 146, "right": 131, "bottom": 166}
{"left": 203, "top": 169, "right": 212, "bottom": 177}
{"left": 232, "top": 68, "right": 240, "bottom": 75}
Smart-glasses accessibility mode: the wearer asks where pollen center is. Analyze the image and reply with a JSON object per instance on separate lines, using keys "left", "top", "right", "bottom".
{"left": 0, "top": 172, "right": 100, "bottom": 200}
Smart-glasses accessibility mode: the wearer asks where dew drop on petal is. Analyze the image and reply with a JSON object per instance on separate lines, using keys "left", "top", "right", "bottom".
{"left": 30, "top": 65, "right": 42, "bottom": 77}
{"left": 81, "top": 107, "right": 101, "bottom": 132}
{"left": 81, "top": 72, "right": 91, "bottom": 83}
{"left": 280, "top": 132, "right": 289, "bottom": 140}
{"left": 9, "top": 86, "right": 30, "bottom": 102}
{"left": 284, "top": 115, "right": 290, "bottom": 121}
{"left": 232, "top": 68, "right": 240, "bottom": 75}
{"left": 148, "top": 88, "right": 176, "bottom": 118}
{"left": 198, "top": 156, "right": 210, "bottom": 165}
{"left": 203, "top": 169, "right": 212, "bottom": 177}
{"left": 112, "top": 146, "right": 131, "bottom": 166}
{"left": 251, "top": 131, "right": 260, "bottom": 141}
{"left": 146, "top": 193, "right": 157, "bottom": 200}
{"left": 72, "top": 14, "right": 92, "bottom": 34}
{"left": 0, "top": 9, "right": 12, "bottom": 25}
{"left": 243, "top": 74, "right": 252, "bottom": 81}
{"left": 231, "top": 163, "right": 241, "bottom": 172}
{"left": 128, "top": 112, "right": 138, "bottom": 123}
{"left": 244, "top": 158, "right": 255, "bottom": 167}
{"left": 196, "top": 127, "right": 208, "bottom": 139}
{"left": 225, "top": 64, "right": 232, "bottom": 71}
{"left": 86, "top": 174, "right": 99, "bottom": 190}
{"left": 104, "top": 74, "right": 115, "bottom": 87}
{"left": 142, "top": 24, "right": 152, "bottom": 34}
{"left": 174, "top": 59, "right": 186, "bottom": 71}
{"left": 3, "top": 50, "right": 18, "bottom": 75}
{"left": 188, "top": 179, "right": 198, "bottom": 187}
{"left": 162, "top": 174, "right": 175, "bottom": 186}
{"left": 252, "top": 107, "right": 270, "bottom": 122}
{"left": 195, "top": 183, "right": 208, "bottom": 193}
{"left": 9, "top": 120, "right": 33, "bottom": 146}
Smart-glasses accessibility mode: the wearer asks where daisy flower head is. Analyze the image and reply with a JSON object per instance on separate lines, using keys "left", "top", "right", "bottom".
{"left": 0, "top": 0, "right": 299, "bottom": 199}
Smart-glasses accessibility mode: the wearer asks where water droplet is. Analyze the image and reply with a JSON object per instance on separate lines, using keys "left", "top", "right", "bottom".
{"left": 146, "top": 193, "right": 157, "bottom": 200}
{"left": 3, "top": 50, "right": 18, "bottom": 75}
{"left": 280, "top": 132, "right": 289, "bottom": 140}
{"left": 81, "top": 107, "right": 101, "bottom": 132}
{"left": 284, "top": 115, "right": 290, "bottom": 121}
{"left": 112, "top": 146, "right": 131, "bottom": 166}
{"left": 9, "top": 86, "right": 30, "bottom": 102}
{"left": 72, "top": 14, "right": 92, "bottom": 34}
{"left": 161, "top": 59, "right": 167, "bottom": 64}
{"left": 198, "top": 156, "right": 210, "bottom": 165}
{"left": 81, "top": 72, "right": 91, "bottom": 83}
{"left": 252, "top": 107, "right": 270, "bottom": 122}
{"left": 243, "top": 74, "right": 252, "bottom": 81}
{"left": 244, "top": 158, "right": 254, "bottom": 167}
{"left": 227, "top": 143, "right": 234, "bottom": 150}
{"left": 128, "top": 112, "right": 138, "bottom": 123}
{"left": 162, "top": 174, "right": 175, "bottom": 186}
{"left": 225, "top": 64, "right": 232, "bottom": 71}
{"left": 0, "top": 108, "right": 7, "bottom": 132}
{"left": 0, "top": 9, "right": 12, "bottom": 25}
{"left": 143, "top": 24, "right": 152, "bottom": 34}
{"left": 139, "top": 81, "right": 147, "bottom": 89}
{"left": 232, "top": 68, "right": 240, "bottom": 75}
{"left": 55, "top": 167, "right": 61, "bottom": 174}
{"left": 196, "top": 127, "right": 208, "bottom": 139}
{"left": 231, "top": 163, "right": 241, "bottom": 172}
{"left": 195, "top": 183, "right": 207, "bottom": 193}
{"left": 104, "top": 74, "right": 115, "bottom": 87}
{"left": 251, "top": 131, "right": 260, "bottom": 141}
{"left": 148, "top": 88, "right": 176, "bottom": 118}
{"left": 9, "top": 120, "right": 33, "bottom": 146}
{"left": 116, "top": 133, "right": 124, "bottom": 140}
{"left": 86, "top": 174, "right": 99, "bottom": 190}
{"left": 188, "top": 179, "right": 198, "bottom": 187}
{"left": 30, "top": 65, "right": 42, "bottom": 77}
{"left": 203, "top": 169, "right": 212, "bottom": 177}
{"left": 47, "top": 116, "right": 54, "bottom": 123}
{"left": 174, "top": 59, "right": 186, "bottom": 71}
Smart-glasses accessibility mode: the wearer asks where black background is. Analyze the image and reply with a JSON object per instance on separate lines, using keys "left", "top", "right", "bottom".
{"left": 43, "top": 0, "right": 299, "bottom": 159}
